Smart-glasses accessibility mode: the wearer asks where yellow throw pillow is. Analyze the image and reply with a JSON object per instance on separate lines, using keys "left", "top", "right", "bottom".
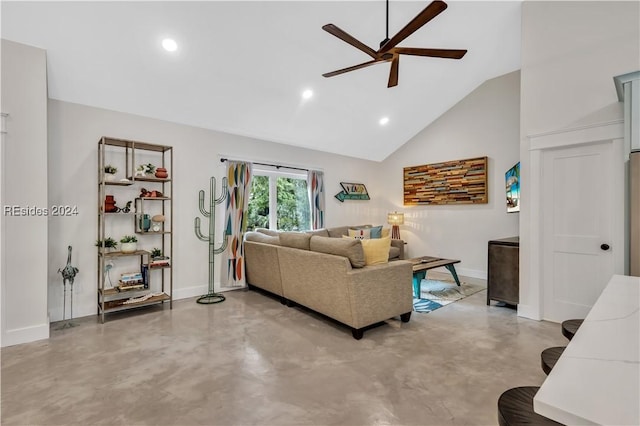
{"left": 360, "top": 236, "right": 391, "bottom": 265}
{"left": 381, "top": 228, "right": 390, "bottom": 238}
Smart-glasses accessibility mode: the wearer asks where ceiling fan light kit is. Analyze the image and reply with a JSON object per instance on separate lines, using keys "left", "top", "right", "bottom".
{"left": 322, "top": 0, "right": 467, "bottom": 88}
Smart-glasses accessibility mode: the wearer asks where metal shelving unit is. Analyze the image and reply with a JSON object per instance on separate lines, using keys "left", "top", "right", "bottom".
{"left": 97, "top": 136, "right": 173, "bottom": 323}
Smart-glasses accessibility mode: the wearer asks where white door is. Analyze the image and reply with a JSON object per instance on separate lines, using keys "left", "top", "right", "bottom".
{"left": 542, "top": 140, "right": 618, "bottom": 322}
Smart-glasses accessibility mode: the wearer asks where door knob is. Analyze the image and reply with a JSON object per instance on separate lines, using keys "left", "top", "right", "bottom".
{"left": 600, "top": 244, "right": 610, "bottom": 251}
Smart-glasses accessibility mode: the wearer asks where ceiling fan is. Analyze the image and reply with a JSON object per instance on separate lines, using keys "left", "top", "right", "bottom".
{"left": 322, "top": 0, "right": 467, "bottom": 88}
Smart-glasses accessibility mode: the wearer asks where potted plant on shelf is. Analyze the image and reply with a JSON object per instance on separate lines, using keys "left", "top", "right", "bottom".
{"left": 95, "top": 237, "right": 118, "bottom": 251}
{"left": 120, "top": 235, "right": 138, "bottom": 253}
{"left": 136, "top": 163, "right": 156, "bottom": 177}
{"left": 104, "top": 165, "right": 117, "bottom": 182}
{"left": 150, "top": 248, "right": 162, "bottom": 259}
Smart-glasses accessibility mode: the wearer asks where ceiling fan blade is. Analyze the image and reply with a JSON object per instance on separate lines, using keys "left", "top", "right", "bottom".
{"left": 394, "top": 47, "right": 467, "bottom": 59}
{"left": 379, "top": 0, "right": 448, "bottom": 53}
{"left": 322, "top": 59, "right": 385, "bottom": 78}
{"left": 388, "top": 56, "right": 399, "bottom": 88}
{"left": 322, "top": 24, "right": 378, "bottom": 59}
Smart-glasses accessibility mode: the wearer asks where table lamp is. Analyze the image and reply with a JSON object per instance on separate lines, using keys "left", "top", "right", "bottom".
{"left": 387, "top": 211, "right": 404, "bottom": 240}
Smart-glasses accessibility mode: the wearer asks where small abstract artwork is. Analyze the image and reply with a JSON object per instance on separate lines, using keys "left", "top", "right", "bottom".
{"left": 335, "top": 182, "right": 370, "bottom": 202}
{"left": 404, "top": 156, "right": 488, "bottom": 205}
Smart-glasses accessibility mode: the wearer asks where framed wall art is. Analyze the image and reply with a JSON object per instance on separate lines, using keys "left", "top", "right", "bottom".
{"left": 404, "top": 156, "right": 488, "bottom": 205}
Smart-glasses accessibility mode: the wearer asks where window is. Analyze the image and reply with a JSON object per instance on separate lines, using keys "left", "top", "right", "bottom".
{"left": 247, "top": 169, "right": 310, "bottom": 232}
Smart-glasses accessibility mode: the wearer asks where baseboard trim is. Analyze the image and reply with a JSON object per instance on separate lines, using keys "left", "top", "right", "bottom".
{"left": 173, "top": 283, "right": 246, "bottom": 300}
{"left": 173, "top": 285, "right": 208, "bottom": 301}
{"left": 428, "top": 265, "right": 486, "bottom": 280}
{"left": 517, "top": 304, "right": 542, "bottom": 321}
{"left": 1, "top": 322, "right": 49, "bottom": 347}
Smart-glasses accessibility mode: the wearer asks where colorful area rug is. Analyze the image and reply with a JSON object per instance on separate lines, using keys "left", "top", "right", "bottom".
{"left": 413, "top": 278, "right": 485, "bottom": 313}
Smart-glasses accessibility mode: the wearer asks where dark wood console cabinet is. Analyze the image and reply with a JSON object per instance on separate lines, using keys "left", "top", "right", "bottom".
{"left": 487, "top": 237, "right": 519, "bottom": 305}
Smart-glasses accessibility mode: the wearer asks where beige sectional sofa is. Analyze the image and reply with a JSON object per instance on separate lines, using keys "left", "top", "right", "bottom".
{"left": 244, "top": 226, "right": 413, "bottom": 339}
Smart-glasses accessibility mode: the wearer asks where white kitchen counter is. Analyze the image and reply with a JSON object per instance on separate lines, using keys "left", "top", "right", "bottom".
{"left": 534, "top": 274, "right": 640, "bottom": 425}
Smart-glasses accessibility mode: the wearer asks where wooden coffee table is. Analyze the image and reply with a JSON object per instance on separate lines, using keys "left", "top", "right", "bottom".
{"left": 409, "top": 256, "right": 461, "bottom": 298}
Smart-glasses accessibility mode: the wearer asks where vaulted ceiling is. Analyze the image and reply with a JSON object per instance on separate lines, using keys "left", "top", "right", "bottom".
{"left": 1, "top": 1, "right": 521, "bottom": 161}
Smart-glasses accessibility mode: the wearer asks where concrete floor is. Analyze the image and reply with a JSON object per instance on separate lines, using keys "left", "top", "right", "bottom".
{"left": 1, "top": 273, "right": 567, "bottom": 425}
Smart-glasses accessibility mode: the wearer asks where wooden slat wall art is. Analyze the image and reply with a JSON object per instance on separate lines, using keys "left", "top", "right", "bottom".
{"left": 404, "top": 156, "right": 488, "bottom": 205}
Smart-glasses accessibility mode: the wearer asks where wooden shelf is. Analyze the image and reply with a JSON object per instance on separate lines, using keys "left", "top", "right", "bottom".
{"left": 128, "top": 177, "right": 172, "bottom": 183}
{"left": 138, "top": 196, "right": 171, "bottom": 200}
{"left": 99, "top": 249, "right": 149, "bottom": 258}
{"left": 101, "top": 180, "right": 134, "bottom": 186}
{"left": 101, "top": 136, "right": 172, "bottom": 152}
{"left": 100, "top": 287, "right": 148, "bottom": 297}
{"left": 136, "top": 231, "right": 171, "bottom": 235}
{"left": 100, "top": 292, "right": 170, "bottom": 313}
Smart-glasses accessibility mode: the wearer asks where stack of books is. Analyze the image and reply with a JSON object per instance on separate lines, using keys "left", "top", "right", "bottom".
{"left": 118, "top": 271, "right": 144, "bottom": 291}
{"left": 149, "top": 256, "right": 170, "bottom": 268}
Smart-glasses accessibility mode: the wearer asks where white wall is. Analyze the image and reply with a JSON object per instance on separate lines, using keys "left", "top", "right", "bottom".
{"left": 519, "top": 1, "right": 640, "bottom": 319}
{"left": 47, "top": 100, "right": 382, "bottom": 321}
{"left": 377, "top": 71, "right": 521, "bottom": 278}
{"left": 1, "top": 40, "right": 49, "bottom": 347}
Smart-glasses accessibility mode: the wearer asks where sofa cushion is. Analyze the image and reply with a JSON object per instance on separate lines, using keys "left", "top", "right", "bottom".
{"left": 327, "top": 226, "right": 351, "bottom": 238}
{"left": 279, "top": 232, "right": 312, "bottom": 250}
{"left": 245, "top": 231, "right": 280, "bottom": 245}
{"left": 255, "top": 228, "right": 280, "bottom": 237}
{"left": 328, "top": 225, "right": 371, "bottom": 238}
{"left": 360, "top": 236, "right": 392, "bottom": 265}
{"left": 350, "top": 224, "right": 384, "bottom": 238}
{"left": 368, "top": 225, "right": 383, "bottom": 239}
{"left": 310, "top": 236, "right": 366, "bottom": 268}
{"left": 306, "top": 228, "right": 330, "bottom": 237}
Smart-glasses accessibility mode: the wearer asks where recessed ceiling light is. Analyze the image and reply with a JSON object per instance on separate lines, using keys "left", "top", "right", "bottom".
{"left": 379, "top": 117, "right": 390, "bottom": 126}
{"left": 162, "top": 38, "right": 178, "bottom": 52}
{"left": 302, "top": 89, "right": 314, "bottom": 100}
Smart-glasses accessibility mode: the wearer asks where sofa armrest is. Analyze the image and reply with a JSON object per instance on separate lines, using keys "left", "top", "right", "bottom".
{"left": 345, "top": 260, "right": 413, "bottom": 328}
{"left": 391, "top": 239, "right": 405, "bottom": 260}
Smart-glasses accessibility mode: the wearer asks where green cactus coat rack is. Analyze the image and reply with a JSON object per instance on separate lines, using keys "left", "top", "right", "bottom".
{"left": 194, "top": 176, "right": 228, "bottom": 304}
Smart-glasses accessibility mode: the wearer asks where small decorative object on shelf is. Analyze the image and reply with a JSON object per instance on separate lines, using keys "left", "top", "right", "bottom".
{"left": 123, "top": 292, "right": 164, "bottom": 305}
{"left": 149, "top": 257, "right": 170, "bottom": 268}
{"left": 104, "top": 195, "right": 117, "bottom": 212}
{"left": 151, "top": 214, "right": 165, "bottom": 232}
{"left": 120, "top": 235, "right": 138, "bottom": 253}
{"left": 155, "top": 167, "right": 168, "bottom": 179}
{"left": 139, "top": 214, "right": 151, "bottom": 232}
{"left": 117, "top": 200, "right": 132, "bottom": 213}
{"left": 104, "top": 165, "right": 117, "bottom": 182}
{"left": 150, "top": 248, "right": 162, "bottom": 258}
{"left": 96, "top": 237, "right": 118, "bottom": 251}
{"left": 137, "top": 163, "right": 156, "bottom": 176}
{"left": 139, "top": 188, "right": 164, "bottom": 198}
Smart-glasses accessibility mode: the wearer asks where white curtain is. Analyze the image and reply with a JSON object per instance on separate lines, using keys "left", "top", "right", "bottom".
{"left": 221, "top": 161, "right": 253, "bottom": 288}
{"left": 307, "top": 170, "right": 325, "bottom": 229}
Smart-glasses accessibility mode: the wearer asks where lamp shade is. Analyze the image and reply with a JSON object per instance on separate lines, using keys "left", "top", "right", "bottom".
{"left": 387, "top": 212, "right": 404, "bottom": 226}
